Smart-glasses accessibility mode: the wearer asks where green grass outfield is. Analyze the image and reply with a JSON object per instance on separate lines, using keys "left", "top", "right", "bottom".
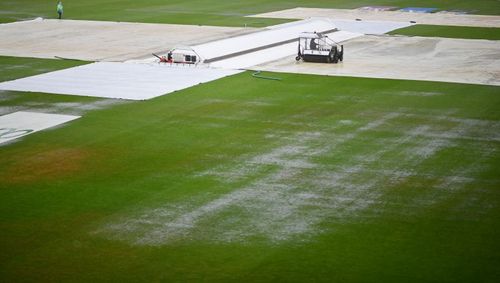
{"left": 1, "top": 55, "right": 499, "bottom": 281}
{"left": 391, "top": 25, "right": 500, "bottom": 40}
{"left": 1, "top": 0, "right": 500, "bottom": 25}
{"left": 0, "top": 56, "right": 87, "bottom": 82}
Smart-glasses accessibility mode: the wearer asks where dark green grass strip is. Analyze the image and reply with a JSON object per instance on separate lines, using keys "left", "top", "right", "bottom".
{"left": 0, "top": 56, "right": 89, "bottom": 82}
{"left": 390, "top": 25, "right": 500, "bottom": 40}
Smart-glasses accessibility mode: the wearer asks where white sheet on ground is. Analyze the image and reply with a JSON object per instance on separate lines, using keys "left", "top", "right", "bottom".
{"left": 0, "top": 111, "right": 80, "bottom": 145}
{"left": 0, "top": 62, "right": 242, "bottom": 100}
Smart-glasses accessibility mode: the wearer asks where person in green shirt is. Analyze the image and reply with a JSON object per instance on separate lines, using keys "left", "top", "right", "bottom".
{"left": 57, "top": 1, "right": 63, "bottom": 19}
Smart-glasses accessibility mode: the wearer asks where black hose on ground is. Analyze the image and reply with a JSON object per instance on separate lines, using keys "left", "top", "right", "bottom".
{"left": 251, "top": 71, "right": 282, "bottom": 81}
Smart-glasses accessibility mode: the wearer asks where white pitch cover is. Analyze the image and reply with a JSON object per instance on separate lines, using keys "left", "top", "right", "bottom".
{"left": 0, "top": 62, "right": 242, "bottom": 100}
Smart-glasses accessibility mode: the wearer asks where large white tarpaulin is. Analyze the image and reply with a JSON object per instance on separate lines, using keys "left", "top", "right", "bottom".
{"left": 0, "top": 62, "right": 242, "bottom": 100}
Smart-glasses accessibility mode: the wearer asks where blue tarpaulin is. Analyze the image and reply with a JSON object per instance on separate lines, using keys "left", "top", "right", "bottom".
{"left": 399, "top": 7, "right": 438, "bottom": 13}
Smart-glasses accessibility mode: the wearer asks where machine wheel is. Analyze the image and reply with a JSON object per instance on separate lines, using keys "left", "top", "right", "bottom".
{"left": 332, "top": 46, "right": 339, "bottom": 63}
{"left": 339, "top": 45, "right": 344, "bottom": 62}
{"left": 329, "top": 47, "right": 337, "bottom": 63}
{"left": 295, "top": 55, "right": 302, "bottom": 61}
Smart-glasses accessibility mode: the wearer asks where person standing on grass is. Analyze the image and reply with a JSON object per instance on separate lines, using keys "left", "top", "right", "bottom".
{"left": 57, "top": 1, "right": 64, "bottom": 19}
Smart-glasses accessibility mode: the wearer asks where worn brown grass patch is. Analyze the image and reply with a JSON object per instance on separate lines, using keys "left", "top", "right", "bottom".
{"left": 1, "top": 147, "right": 93, "bottom": 185}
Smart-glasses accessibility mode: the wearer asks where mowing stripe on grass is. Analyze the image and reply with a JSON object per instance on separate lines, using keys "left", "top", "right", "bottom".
{"left": 95, "top": 109, "right": 499, "bottom": 245}
{"left": 390, "top": 25, "right": 500, "bottom": 40}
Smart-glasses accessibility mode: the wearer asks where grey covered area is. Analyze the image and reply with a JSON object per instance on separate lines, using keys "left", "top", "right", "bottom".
{"left": 255, "top": 35, "right": 500, "bottom": 86}
{"left": 0, "top": 18, "right": 254, "bottom": 61}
